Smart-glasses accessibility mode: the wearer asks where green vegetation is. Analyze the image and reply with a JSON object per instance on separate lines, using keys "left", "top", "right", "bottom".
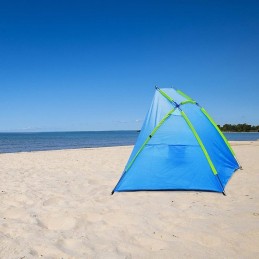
{"left": 217, "top": 124, "right": 259, "bottom": 132}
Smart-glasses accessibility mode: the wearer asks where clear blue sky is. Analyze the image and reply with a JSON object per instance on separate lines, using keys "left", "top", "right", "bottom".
{"left": 0, "top": 0, "right": 258, "bottom": 132}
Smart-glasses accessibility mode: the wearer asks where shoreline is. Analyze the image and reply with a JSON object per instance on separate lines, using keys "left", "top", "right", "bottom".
{"left": 0, "top": 140, "right": 259, "bottom": 155}
{"left": 0, "top": 144, "right": 134, "bottom": 155}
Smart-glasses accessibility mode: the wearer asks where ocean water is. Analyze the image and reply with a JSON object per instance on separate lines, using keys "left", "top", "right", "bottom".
{"left": 224, "top": 132, "right": 259, "bottom": 141}
{"left": 0, "top": 131, "right": 139, "bottom": 153}
{"left": 0, "top": 131, "right": 258, "bottom": 154}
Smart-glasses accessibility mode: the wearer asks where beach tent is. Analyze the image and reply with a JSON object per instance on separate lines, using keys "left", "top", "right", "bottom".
{"left": 112, "top": 87, "right": 240, "bottom": 195}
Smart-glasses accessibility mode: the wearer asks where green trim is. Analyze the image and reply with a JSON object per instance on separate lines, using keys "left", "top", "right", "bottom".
{"left": 125, "top": 107, "right": 176, "bottom": 172}
{"left": 181, "top": 110, "right": 218, "bottom": 175}
{"left": 156, "top": 88, "right": 174, "bottom": 103}
{"left": 201, "top": 108, "right": 235, "bottom": 156}
{"left": 177, "top": 90, "right": 193, "bottom": 101}
{"left": 180, "top": 100, "right": 196, "bottom": 106}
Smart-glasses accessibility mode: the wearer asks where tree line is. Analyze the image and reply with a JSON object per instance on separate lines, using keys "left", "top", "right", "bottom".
{"left": 217, "top": 124, "right": 259, "bottom": 132}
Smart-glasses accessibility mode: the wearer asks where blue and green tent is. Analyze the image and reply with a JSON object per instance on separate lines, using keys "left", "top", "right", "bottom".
{"left": 112, "top": 87, "right": 240, "bottom": 195}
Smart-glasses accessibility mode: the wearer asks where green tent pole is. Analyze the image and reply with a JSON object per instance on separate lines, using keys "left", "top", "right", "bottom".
{"left": 175, "top": 88, "right": 241, "bottom": 169}
{"left": 200, "top": 107, "right": 242, "bottom": 169}
{"left": 125, "top": 106, "right": 176, "bottom": 172}
{"left": 111, "top": 107, "right": 176, "bottom": 194}
{"left": 176, "top": 89, "right": 193, "bottom": 101}
{"left": 181, "top": 110, "right": 225, "bottom": 194}
{"left": 155, "top": 86, "right": 179, "bottom": 107}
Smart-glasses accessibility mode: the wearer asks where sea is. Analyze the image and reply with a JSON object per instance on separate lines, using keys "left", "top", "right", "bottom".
{"left": 0, "top": 131, "right": 258, "bottom": 154}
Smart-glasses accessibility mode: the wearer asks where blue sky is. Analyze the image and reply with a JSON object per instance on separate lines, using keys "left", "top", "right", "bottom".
{"left": 0, "top": 0, "right": 258, "bottom": 132}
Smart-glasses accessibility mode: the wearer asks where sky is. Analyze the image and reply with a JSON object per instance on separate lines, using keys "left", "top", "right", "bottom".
{"left": 0, "top": 0, "right": 258, "bottom": 132}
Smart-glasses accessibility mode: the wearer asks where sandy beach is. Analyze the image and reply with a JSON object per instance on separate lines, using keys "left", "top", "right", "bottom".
{"left": 0, "top": 141, "right": 258, "bottom": 258}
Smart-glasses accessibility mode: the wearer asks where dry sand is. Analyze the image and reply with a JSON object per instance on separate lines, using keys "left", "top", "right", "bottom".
{"left": 0, "top": 141, "right": 259, "bottom": 258}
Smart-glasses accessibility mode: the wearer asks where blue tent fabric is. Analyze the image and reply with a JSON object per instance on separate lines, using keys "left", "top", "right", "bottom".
{"left": 113, "top": 88, "right": 240, "bottom": 194}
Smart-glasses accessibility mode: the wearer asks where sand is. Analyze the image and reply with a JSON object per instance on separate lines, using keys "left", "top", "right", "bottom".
{"left": 0, "top": 141, "right": 259, "bottom": 258}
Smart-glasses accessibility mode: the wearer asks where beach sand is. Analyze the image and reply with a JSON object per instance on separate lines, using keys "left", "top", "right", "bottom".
{"left": 0, "top": 141, "right": 259, "bottom": 258}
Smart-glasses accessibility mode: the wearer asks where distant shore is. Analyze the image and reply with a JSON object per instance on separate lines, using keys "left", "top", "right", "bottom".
{"left": 222, "top": 131, "right": 259, "bottom": 133}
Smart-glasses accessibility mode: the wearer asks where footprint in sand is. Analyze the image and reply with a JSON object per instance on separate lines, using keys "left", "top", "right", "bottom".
{"left": 37, "top": 213, "right": 76, "bottom": 231}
